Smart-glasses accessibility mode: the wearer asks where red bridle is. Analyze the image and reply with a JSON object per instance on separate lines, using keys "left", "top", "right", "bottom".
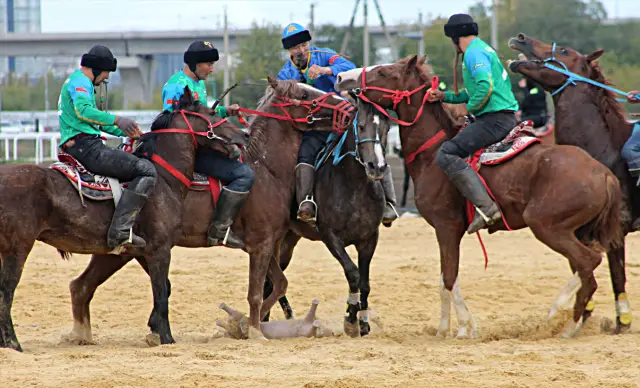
{"left": 236, "top": 91, "right": 355, "bottom": 134}
{"left": 125, "top": 109, "right": 236, "bottom": 187}
{"left": 353, "top": 68, "right": 446, "bottom": 165}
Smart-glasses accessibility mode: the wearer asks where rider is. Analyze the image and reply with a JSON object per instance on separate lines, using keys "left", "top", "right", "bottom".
{"left": 161, "top": 40, "right": 253, "bottom": 249}
{"left": 59, "top": 45, "right": 157, "bottom": 250}
{"left": 428, "top": 13, "right": 519, "bottom": 234}
{"left": 517, "top": 76, "right": 548, "bottom": 130}
{"left": 278, "top": 22, "right": 400, "bottom": 227}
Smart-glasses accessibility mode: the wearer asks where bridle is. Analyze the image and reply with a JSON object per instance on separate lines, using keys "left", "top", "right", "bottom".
{"left": 331, "top": 110, "right": 384, "bottom": 167}
{"left": 237, "top": 89, "right": 355, "bottom": 134}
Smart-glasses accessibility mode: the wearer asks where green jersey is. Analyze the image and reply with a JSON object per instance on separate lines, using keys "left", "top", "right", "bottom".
{"left": 444, "top": 38, "right": 519, "bottom": 116}
{"left": 58, "top": 69, "right": 125, "bottom": 145}
{"left": 162, "top": 70, "right": 228, "bottom": 117}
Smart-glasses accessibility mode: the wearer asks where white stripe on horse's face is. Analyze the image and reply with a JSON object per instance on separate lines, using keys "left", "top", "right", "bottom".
{"left": 372, "top": 115, "right": 386, "bottom": 168}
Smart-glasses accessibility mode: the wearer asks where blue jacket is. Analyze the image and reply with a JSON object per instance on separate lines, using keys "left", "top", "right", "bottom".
{"left": 277, "top": 46, "right": 355, "bottom": 94}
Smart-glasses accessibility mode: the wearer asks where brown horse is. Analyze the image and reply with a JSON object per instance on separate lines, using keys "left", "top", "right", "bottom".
{"left": 0, "top": 87, "right": 248, "bottom": 351}
{"left": 63, "top": 77, "right": 355, "bottom": 343}
{"left": 508, "top": 33, "right": 633, "bottom": 333}
{"left": 334, "top": 55, "right": 624, "bottom": 339}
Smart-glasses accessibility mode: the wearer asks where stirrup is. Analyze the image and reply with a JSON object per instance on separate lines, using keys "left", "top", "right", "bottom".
{"left": 297, "top": 195, "right": 317, "bottom": 224}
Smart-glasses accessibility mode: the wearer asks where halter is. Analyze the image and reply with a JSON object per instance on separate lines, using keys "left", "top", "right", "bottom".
{"left": 131, "top": 109, "right": 235, "bottom": 187}
{"left": 351, "top": 67, "right": 438, "bottom": 127}
{"left": 237, "top": 91, "right": 355, "bottom": 133}
{"left": 332, "top": 111, "right": 384, "bottom": 166}
{"left": 542, "top": 42, "right": 640, "bottom": 101}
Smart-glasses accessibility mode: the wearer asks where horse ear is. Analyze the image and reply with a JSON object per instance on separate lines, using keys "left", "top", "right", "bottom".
{"left": 267, "top": 76, "right": 279, "bottom": 89}
{"left": 586, "top": 49, "right": 604, "bottom": 63}
{"left": 406, "top": 55, "right": 418, "bottom": 69}
{"left": 417, "top": 55, "right": 427, "bottom": 67}
{"left": 180, "top": 85, "right": 194, "bottom": 105}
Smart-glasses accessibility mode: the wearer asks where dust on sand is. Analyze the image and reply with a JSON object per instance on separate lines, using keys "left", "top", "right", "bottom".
{"left": 2, "top": 218, "right": 639, "bottom": 387}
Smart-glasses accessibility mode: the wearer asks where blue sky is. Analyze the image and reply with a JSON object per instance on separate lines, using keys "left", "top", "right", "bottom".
{"left": 41, "top": 0, "right": 638, "bottom": 33}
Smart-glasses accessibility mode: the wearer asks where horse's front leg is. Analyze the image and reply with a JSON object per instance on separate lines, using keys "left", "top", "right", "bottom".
{"left": 247, "top": 242, "right": 274, "bottom": 340}
{"left": 355, "top": 230, "right": 379, "bottom": 336}
{"left": 144, "top": 247, "right": 175, "bottom": 346}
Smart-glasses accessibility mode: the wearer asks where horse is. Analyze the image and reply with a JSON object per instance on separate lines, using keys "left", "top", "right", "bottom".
{"left": 334, "top": 55, "right": 624, "bottom": 339}
{"left": 63, "top": 77, "right": 356, "bottom": 343}
{"left": 0, "top": 86, "right": 248, "bottom": 351}
{"left": 507, "top": 33, "right": 634, "bottom": 333}
{"left": 262, "top": 99, "right": 391, "bottom": 337}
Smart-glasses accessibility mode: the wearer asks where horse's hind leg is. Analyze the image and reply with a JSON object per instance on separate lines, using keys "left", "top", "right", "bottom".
{"left": 528, "top": 223, "right": 602, "bottom": 338}
{"left": 321, "top": 230, "right": 361, "bottom": 337}
{"left": 606, "top": 246, "right": 632, "bottom": 333}
{"left": 355, "top": 230, "right": 379, "bottom": 336}
{"left": 0, "top": 246, "right": 32, "bottom": 351}
{"left": 260, "top": 255, "right": 289, "bottom": 321}
{"left": 262, "top": 230, "right": 300, "bottom": 322}
{"left": 68, "top": 254, "right": 133, "bottom": 345}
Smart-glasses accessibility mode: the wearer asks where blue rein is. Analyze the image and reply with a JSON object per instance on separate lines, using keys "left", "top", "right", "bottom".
{"left": 543, "top": 42, "right": 640, "bottom": 102}
{"left": 332, "top": 112, "right": 382, "bottom": 166}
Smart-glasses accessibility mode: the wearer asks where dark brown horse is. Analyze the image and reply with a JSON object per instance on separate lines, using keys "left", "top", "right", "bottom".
{"left": 508, "top": 33, "right": 633, "bottom": 333}
{"left": 334, "top": 55, "right": 624, "bottom": 339}
{"left": 0, "top": 87, "right": 248, "bottom": 351}
{"left": 64, "top": 78, "right": 355, "bottom": 343}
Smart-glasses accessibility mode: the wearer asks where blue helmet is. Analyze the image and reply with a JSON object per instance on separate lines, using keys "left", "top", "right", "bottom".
{"left": 282, "top": 23, "right": 312, "bottom": 49}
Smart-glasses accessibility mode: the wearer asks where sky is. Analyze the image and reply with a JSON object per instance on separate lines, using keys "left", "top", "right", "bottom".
{"left": 41, "top": 0, "right": 639, "bottom": 33}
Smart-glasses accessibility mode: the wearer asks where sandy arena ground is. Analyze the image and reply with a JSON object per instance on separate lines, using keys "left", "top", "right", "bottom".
{"left": 1, "top": 218, "right": 640, "bottom": 387}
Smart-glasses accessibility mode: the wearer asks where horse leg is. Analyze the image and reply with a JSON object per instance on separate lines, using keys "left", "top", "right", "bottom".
{"left": 435, "top": 226, "right": 476, "bottom": 339}
{"left": 68, "top": 254, "right": 133, "bottom": 345}
{"left": 321, "top": 230, "right": 361, "bottom": 338}
{"left": 0, "top": 248, "right": 30, "bottom": 352}
{"left": 262, "top": 230, "right": 300, "bottom": 322}
{"left": 260, "top": 255, "right": 289, "bottom": 320}
{"left": 144, "top": 248, "right": 175, "bottom": 346}
{"left": 247, "top": 245, "right": 273, "bottom": 340}
{"left": 401, "top": 163, "right": 410, "bottom": 207}
{"left": 355, "top": 230, "right": 379, "bottom": 337}
{"left": 528, "top": 224, "right": 603, "bottom": 338}
{"left": 606, "top": 246, "right": 632, "bottom": 333}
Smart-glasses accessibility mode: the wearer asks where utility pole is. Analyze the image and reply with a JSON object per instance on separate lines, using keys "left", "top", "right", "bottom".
{"left": 309, "top": 3, "right": 315, "bottom": 36}
{"left": 491, "top": 0, "right": 498, "bottom": 49}
{"left": 417, "top": 11, "right": 424, "bottom": 56}
{"left": 340, "top": 0, "right": 361, "bottom": 55}
{"left": 363, "top": 0, "right": 369, "bottom": 66}
{"left": 223, "top": 5, "right": 230, "bottom": 107}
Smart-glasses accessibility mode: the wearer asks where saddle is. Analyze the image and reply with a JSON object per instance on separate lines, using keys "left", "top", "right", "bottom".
{"left": 468, "top": 120, "right": 541, "bottom": 169}
{"left": 50, "top": 141, "right": 223, "bottom": 205}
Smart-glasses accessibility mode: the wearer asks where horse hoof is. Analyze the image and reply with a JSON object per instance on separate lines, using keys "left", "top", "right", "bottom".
{"left": 435, "top": 327, "right": 450, "bottom": 339}
{"left": 615, "top": 316, "right": 632, "bottom": 335}
{"left": 559, "top": 318, "right": 583, "bottom": 339}
{"left": 359, "top": 319, "right": 370, "bottom": 337}
{"left": 145, "top": 333, "right": 161, "bottom": 347}
{"left": 344, "top": 318, "right": 360, "bottom": 338}
{"left": 247, "top": 326, "right": 268, "bottom": 341}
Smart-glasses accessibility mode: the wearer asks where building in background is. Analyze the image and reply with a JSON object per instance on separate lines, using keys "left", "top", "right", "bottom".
{"left": 1, "top": 0, "right": 43, "bottom": 77}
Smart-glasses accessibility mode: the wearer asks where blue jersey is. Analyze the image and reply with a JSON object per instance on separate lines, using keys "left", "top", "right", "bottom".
{"left": 277, "top": 46, "right": 355, "bottom": 94}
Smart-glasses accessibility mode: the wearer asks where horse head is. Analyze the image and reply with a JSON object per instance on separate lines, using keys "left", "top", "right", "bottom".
{"left": 508, "top": 33, "right": 605, "bottom": 94}
{"left": 353, "top": 99, "right": 391, "bottom": 180}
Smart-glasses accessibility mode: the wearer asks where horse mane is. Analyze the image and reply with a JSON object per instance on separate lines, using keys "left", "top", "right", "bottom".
{"left": 588, "top": 61, "right": 632, "bottom": 150}
{"left": 244, "top": 80, "right": 300, "bottom": 162}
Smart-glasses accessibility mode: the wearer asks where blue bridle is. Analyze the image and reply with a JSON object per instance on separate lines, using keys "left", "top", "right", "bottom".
{"left": 332, "top": 112, "right": 384, "bottom": 166}
{"left": 542, "top": 42, "right": 640, "bottom": 102}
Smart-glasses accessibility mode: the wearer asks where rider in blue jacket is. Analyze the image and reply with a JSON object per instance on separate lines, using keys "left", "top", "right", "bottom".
{"left": 278, "top": 23, "right": 399, "bottom": 227}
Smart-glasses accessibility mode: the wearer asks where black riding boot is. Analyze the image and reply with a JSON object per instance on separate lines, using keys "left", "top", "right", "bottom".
{"left": 295, "top": 163, "right": 317, "bottom": 226}
{"left": 207, "top": 187, "right": 248, "bottom": 249}
{"left": 450, "top": 168, "right": 502, "bottom": 234}
{"left": 381, "top": 167, "right": 399, "bottom": 227}
{"left": 107, "top": 188, "right": 149, "bottom": 250}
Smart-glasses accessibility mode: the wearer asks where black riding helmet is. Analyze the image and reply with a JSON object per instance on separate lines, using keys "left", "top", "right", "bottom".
{"left": 444, "top": 14, "right": 479, "bottom": 45}
{"left": 80, "top": 45, "right": 117, "bottom": 83}
{"left": 184, "top": 41, "right": 219, "bottom": 80}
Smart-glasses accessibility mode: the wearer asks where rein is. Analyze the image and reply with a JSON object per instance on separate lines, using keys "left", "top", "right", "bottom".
{"left": 332, "top": 111, "right": 383, "bottom": 166}
{"left": 542, "top": 42, "right": 640, "bottom": 102}
{"left": 236, "top": 91, "right": 354, "bottom": 133}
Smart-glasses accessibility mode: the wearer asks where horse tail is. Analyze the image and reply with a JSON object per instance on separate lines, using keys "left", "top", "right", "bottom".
{"left": 584, "top": 173, "right": 625, "bottom": 252}
{"left": 57, "top": 249, "right": 72, "bottom": 260}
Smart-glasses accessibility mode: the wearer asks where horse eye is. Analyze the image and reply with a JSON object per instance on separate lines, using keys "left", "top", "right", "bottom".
{"left": 302, "top": 92, "right": 308, "bottom": 99}
{"left": 560, "top": 48, "right": 569, "bottom": 55}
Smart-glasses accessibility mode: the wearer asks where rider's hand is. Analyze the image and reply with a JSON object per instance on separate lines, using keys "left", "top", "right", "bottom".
{"left": 627, "top": 91, "right": 640, "bottom": 104}
{"left": 115, "top": 116, "right": 141, "bottom": 139}
{"left": 308, "top": 65, "right": 330, "bottom": 80}
{"left": 427, "top": 88, "right": 445, "bottom": 103}
{"left": 226, "top": 104, "right": 240, "bottom": 116}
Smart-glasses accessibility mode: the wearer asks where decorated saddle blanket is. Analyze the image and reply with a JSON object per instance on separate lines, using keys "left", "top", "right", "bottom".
{"left": 50, "top": 153, "right": 222, "bottom": 203}
{"left": 469, "top": 120, "right": 541, "bottom": 169}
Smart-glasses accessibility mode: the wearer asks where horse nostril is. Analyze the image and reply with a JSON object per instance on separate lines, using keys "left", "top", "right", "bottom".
{"left": 517, "top": 33, "right": 526, "bottom": 41}
{"left": 337, "top": 74, "right": 343, "bottom": 83}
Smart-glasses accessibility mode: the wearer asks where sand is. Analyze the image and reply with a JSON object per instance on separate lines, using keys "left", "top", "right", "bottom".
{"left": 1, "top": 218, "right": 639, "bottom": 387}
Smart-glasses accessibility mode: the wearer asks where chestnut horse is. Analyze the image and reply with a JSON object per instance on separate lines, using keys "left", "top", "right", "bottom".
{"left": 508, "top": 33, "right": 633, "bottom": 333}
{"left": 0, "top": 86, "right": 248, "bottom": 351}
{"left": 63, "top": 78, "right": 355, "bottom": 342}
{"left": 335, "top": 56, "right": 623, "bottom": 339}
